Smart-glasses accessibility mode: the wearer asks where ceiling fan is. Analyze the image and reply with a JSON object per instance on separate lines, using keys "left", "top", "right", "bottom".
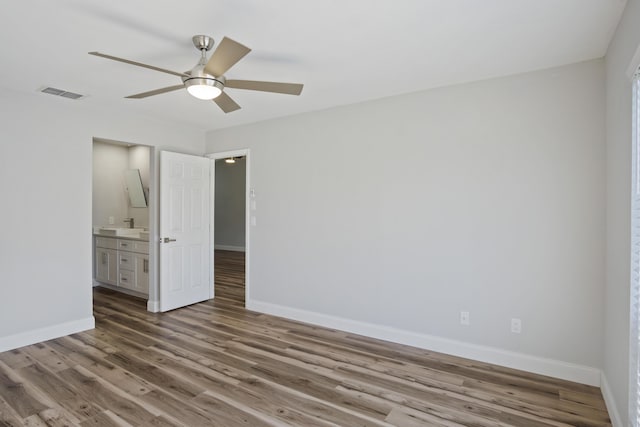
{"left": 89, "top": 35, "right": 304, "bottom": 113}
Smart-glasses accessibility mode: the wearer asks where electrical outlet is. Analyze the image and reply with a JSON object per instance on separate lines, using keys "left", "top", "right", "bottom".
{"left": 460, "top": 311, "right": 470, "bottom": 326}
{"left": 108, "top": 216, "right": 115, "bottom": 225}
{"left": 511, "top": 318, "right": 522, "bottom": 334}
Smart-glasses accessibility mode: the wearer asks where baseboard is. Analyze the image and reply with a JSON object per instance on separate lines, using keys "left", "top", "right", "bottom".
{"left": 214, "top": 245, "right": 245, "bottom": 252}
{"left": 147, "top": 299, "right": 160, "bottom": 313}
{"left": 0, "top": 316, "right": 95, "bottom": 353}
{"left": 247, "top": 299, "right": 602, "bottom": 387}
{"left": 601, "top": 372, "right": 624, "bottom": 427}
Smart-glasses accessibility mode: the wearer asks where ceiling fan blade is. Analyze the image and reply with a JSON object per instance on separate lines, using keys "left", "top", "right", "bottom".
{"left": 204, "top": 37, "right": 251, "bottom": 77}
{"left": 225, "top": 79, "right": 303, "bottom": 95}
{"left": 89, "top": 52, "right": 189, "bottom": 78}
{"left": 125, "top": 85, "right": 185, "bottom": 99}
{"left": 213, "top": 91, "right": 241, "bottom": 113}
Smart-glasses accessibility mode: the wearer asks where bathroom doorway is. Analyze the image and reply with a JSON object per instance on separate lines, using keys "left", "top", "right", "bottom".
{"left": 92, "top": 138, "right": 155, "bottom": 307}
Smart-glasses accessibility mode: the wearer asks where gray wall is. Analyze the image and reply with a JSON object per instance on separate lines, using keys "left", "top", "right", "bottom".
{"left": 206, "top": 59, "right": 605, "bottom": 377}
{"left": 214, "top": 158, "right": 246, "bottom": 250}
{"left": 0, "top": 86, "right": 204, "bottom": 348}
{"left": 604, "top": 0, "right": 640, "bottom": 424}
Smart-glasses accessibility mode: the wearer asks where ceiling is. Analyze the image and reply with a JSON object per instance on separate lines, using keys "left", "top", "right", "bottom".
{"left": 0, "top": 0, "right": 627, "bottom": 132}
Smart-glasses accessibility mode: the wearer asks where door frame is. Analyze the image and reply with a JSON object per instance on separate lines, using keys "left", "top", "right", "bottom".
{"left": 207, "top": 149, "right": 251, "bottom": 304}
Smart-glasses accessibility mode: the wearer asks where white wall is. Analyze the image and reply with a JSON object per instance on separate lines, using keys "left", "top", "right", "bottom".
{"left": 92, "top": 141, "right": 129, "bottom": 228}
{"left": 0, "top": 86, "right": 204, "bottom": 351}
{"left": 604, "top": 0, "right": 640, "bottom": 424}
{"left": 206, "top": 60, "right": 606, "bottom": 382}
{"left": 214, "top": 158, "right": 246, "bottom": 250}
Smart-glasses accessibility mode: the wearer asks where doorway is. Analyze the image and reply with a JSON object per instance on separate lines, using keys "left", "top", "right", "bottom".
{"left": 209, "top": 149, "right": 250, "bottom": 306}
{"left": 92, "top": 146, "right": 249, "bottom": 312}
{"left": 91, "top": 138, "right": 156, "bottom": 309}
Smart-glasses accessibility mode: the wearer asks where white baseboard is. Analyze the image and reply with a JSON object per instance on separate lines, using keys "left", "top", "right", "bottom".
{"left": 247, "top": 299, "right": 602, "bottom": 387}
{"left": 601, "top": 372, "right": 623, "bottom": 427}
{"left": 147, "top": 299, "right": 160, "bottom": 313}
{"left": 0, "top": 317, "right": 95, "bottom": 353}
{"left": 214, "top": 245, "right": 245, "bottom": 252}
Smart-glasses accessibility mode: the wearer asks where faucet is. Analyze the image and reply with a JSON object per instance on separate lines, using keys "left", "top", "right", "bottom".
{"left": 124, "top": 218, "right": 134, "bottom": 229}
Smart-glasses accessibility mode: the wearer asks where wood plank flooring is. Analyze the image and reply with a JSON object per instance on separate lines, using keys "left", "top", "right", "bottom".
{"left": 214, "top": 250, "right": 245, "bottom": 306}
{"left": 0, "top": 252, "right": 611, "bottom": 426}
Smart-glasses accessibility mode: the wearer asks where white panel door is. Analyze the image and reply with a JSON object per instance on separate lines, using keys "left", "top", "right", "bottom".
{"left": 159, "top": 151, "right": 211, "bottom": 312}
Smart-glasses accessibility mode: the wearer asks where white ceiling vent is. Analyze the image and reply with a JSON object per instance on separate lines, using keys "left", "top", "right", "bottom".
{"left": 40, "top": 87, "right": 84, "bottom": 100}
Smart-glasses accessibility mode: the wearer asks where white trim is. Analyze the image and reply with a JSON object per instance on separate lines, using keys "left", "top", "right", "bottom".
{"left": 206, "top": 149, "right": 249, "bottom": 160}
{"left": 147, "top": 145, "right": 158, "bottom": 312}
{"left": 602, "top": 372, "right": 624, "bottom": 427}
{"left": 214, "top": 244, "right": 245, "bottom": 252}
{"left": 147, "top": 299, "right": 160, "bottom": 313}
{"left": 245, "top": 153, "right": 251, "bottom": 304}
{"left": 0, "top": 317, "right": 95, "bottom": 353}
{"left": 626, "top": 43, "right": 640, "bottom": 80}
{"left": 247, "top": 299, "right": 602, "bottom": 386}
{"left": 631, "top": 73, "right": 640, "bottom": 427}
{"left": 208, "top": 155, "right": 216, "bottom": 299}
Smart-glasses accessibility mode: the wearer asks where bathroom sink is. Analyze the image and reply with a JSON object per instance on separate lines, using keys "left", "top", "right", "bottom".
{"left": 98, "top": 227, "right": 146, "bottom": 236}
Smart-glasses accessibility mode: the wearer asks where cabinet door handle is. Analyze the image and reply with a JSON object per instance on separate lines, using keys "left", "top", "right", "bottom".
{"left": 121, "top": 277, "right": 128, "bottom": 282}
{"left": 121, "top": 258, "right": 128, "bottom": 262}
{"left": 102, "top": 252, "right": 107, "bottom": 264}
{"left": 143, "top": 259, "right": 149, "bottom": 273}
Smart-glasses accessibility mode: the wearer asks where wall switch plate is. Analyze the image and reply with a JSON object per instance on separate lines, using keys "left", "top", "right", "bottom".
{"left": 108, "top": 216, "right": 115, "bottom": 225}
{"left": 460, "top": 311, "right": 470, "bottom": 325}
{"left": 251, "top": 216, "right": 256, "bottom": 226}
{"left": 511, "top": 318, "right": 522, "bottom": 334}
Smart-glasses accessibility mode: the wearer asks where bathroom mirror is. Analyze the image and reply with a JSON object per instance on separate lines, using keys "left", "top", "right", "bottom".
{"left": 124, "top": 169, "right": 147, "bottom": 208}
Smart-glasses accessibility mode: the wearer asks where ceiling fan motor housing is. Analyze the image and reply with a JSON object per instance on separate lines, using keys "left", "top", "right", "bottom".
{"left": 182, "top": 64, "right": 225, "bottom": 99}
{"left": 183, "top": 64, "right": 225, "bottom": 86}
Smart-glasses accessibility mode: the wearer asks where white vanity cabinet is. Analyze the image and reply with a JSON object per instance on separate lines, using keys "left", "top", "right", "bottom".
{"left": 95, "top": 237, "right": 118, "bottom": 285}
{"left": 94, "top": 235, "right": 149, "bottom": 296}
{"left": 117, "top": 240, "right": 149, "bottom": 294}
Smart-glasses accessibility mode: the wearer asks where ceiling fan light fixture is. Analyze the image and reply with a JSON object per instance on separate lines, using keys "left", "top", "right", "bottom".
{"left": 90, "top": 34, "right": 303, "bottom": 114}
{"left": 185, "top": 77, "right": 223, "bottom": 100}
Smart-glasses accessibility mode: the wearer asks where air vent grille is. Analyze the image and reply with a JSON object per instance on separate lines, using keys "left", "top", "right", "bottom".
{"left": 41, "top": 87, "right": 84, "bottom": 99}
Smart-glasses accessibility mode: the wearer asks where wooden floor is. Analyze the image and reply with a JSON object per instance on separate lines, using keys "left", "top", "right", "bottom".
{"left": 214, "top": 250, "right": 245, "bottom": 307}
{"left": 0, "top": 254, "right": 611, "bottom": 426}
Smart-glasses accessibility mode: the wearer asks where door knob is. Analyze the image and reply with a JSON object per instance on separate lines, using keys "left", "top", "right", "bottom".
{"left": 162, "top": 237, "right": 177, "bottom": 243}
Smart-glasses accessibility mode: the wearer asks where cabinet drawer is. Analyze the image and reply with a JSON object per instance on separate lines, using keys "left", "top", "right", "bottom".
{"left": 119, "top": 269, "right": 135, "bottom": 289}
{"left": 117, "top": 239, "right": 149, "bottom": 254}
{"left": 96, "top": 236, "right": 118, "bottom": 249}
{"left": 119, "top": 252, "right": 135, "bottom": 271}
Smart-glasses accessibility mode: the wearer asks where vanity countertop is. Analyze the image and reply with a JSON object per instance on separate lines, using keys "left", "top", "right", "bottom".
{"left": 93, "top": 232, "right": 149, "bottom": 242}
{"left": 93, "top": 226, "right": 149, "bottom": 241}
